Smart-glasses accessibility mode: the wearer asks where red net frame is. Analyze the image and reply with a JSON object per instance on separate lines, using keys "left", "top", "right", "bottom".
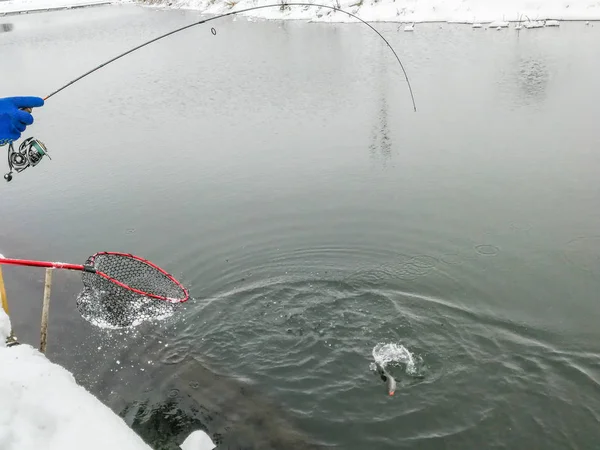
{"left": 86, "top": 251, "right": 189, "bottom": 303}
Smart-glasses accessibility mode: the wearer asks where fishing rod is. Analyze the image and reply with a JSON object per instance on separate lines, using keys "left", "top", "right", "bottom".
{"left": 43, "top": 3, "right": 417, "bottom": 105}
{"left": 6, "top": 2, "right": 417, "bottom": 182}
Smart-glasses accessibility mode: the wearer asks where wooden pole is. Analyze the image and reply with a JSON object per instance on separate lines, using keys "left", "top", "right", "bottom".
{"left": 39, "top": 268, "right": 53, "bottom": 354}
{"left": 0, "top": 265, "right": 9, "bottom": 317}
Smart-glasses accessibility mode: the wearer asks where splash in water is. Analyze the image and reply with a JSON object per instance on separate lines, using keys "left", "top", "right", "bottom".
{"left": 76, "top": 287, "right": 176, "bottom": 329}
{"left": 370, "top": 342, "right": 418, "bottom": 375}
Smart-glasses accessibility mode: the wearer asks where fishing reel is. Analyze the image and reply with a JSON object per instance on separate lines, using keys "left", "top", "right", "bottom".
{"left": 4, "top": 137, "right": 51, "bottom": 182}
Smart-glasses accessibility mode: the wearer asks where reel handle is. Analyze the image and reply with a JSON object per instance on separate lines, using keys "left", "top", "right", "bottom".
{"left": 3, "top": 108, "right": 45, "bottom": 182}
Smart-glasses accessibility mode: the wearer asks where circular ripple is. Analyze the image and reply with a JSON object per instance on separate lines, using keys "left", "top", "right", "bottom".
{"left": 401, "top": 262, "right": 431, "bottom": 277}
{"left": 407, "top": 255, "right": 438, "bottom": 269}
{"left": 182, "top": 273, "right": 587, "bottom": 450}
{"left": 345, "top": 255, "right": 439, "bottom": 285}
{"left": 167, "top": 388, "right": 180, "bottom": 399}
{"left": 475, "top": 244, "right": 500, "bottom": 256}
{"left": 344, "top": 265, "right": 395, "bottom": 285}
{"left": 160, "top": 345, "right": 190, "bottom": 365}
{"left": 440, "top": 253, "right": 463, "bottom": 265}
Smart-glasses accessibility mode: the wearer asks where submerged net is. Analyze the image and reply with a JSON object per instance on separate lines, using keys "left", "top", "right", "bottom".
{"left": 76, "top": 252, "right": 187, "bottom": 329}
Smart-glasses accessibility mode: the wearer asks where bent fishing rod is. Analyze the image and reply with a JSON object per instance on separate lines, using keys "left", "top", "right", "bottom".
{"left": 7, "top": 3, "right": 417, "bottom": 182}
{"left": 43, "top": 3, "right": 417, "bottom": 107}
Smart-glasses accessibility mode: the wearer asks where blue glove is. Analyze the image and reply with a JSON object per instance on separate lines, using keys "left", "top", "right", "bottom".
{"left": 0, "top": 96, "right": 44, "bottom": 146}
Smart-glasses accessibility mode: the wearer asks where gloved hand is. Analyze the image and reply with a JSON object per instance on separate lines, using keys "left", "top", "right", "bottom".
{"left": 0, "top": 96, "right": 44, "bottom": 146}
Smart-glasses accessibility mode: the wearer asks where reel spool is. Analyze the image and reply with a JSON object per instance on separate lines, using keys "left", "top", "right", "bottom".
{"left": 4, "top": 137, "right": 51, "bottom": 182}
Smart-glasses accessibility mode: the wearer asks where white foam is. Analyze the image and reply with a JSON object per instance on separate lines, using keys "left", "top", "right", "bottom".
{"left": 76, "top": 288, "right": 176, "bottom": 329}
{"left": 371, "top": 342, "right": 417, "bottom": 375}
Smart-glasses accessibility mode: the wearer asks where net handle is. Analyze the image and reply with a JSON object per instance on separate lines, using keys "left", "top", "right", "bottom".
{"left": 0, "top": 257, "right": 92, "bottom": 272}
{"left": 0, "top": 253, "right": 189, "bottom": 304}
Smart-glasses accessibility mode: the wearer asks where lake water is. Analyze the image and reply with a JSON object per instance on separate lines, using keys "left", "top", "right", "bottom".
{"left": 1, "top": 5, "right": 600, "bottom": 449}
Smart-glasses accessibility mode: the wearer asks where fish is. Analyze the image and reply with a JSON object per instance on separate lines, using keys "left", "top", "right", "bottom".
{"left": 375, "top": 362, "right": 397, "bottom": 396}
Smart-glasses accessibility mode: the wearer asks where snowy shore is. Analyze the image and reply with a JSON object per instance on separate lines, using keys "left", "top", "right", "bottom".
{"left": 0, "top": 309, "right": 214, "bottom": 449}
{"left": 135, "top": 0, "right": 600, "bottom": 23}
{"left": 0, "top": 0, "right": 113, "bottom": 15}
{"left": 0, "top": 309, "right": 152, "bottom": 450}
{"left": 1, "top": 0, "right": 600, "bottom": 22}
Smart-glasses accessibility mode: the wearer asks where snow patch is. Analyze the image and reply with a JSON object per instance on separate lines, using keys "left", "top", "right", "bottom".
{"left": 181, "top": 430, "right": 216, "bottom": 450}
{"left": 0, "top": 0, "right": 112, "bottom": 14}
{"left": 489, "top": 20, "right": 509, "bottom": 27}
{"left": 0, "top": 309, "right": 214, "bottom": 449}
{"left": 0, "top": 323, "right": 150, "bottom": 449}
{"left": 524, "top": 19, "right": 545, "bottom": 28}
{"left": 0, "top": 309, "right": 10, "bottom": 348}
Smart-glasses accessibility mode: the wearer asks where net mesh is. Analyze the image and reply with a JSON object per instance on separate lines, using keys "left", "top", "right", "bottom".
{"left": 76, "top": 253, "right": 187, "bottom": 329}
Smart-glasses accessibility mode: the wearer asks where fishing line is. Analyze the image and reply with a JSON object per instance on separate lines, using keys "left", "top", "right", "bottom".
{"left": 5, "top": 3, "right": 418, "bottom": 182}
{"left": 42, "top": 3, "right": 417, "bottom": 111}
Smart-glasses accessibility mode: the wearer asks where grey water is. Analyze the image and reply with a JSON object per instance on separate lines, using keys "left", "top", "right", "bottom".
{"left": 2, "top": 4, "right": 600, "bottom": 449}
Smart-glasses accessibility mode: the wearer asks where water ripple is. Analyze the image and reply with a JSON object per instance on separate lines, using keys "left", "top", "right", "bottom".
{"left": 475, "top": 244, "right": 500, "bottom": 256}
{"left": 163, "top": 270, "right": 600, "bottom": 448}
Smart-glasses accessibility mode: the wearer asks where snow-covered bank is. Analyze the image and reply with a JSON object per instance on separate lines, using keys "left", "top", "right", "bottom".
{"left": 0, "top": 0, "right": 112, "bottom": 15}
{"left": 0, "top": 309, "right": 214, "bottom": 449}
{"left": 2, "top": 0, "right": 600, "bottom": 22}
{"left": 0, "top": 310, "right": 152, "bottom": 450}
{"left": 137, "top": 0, "right": 600, "bottom": 23}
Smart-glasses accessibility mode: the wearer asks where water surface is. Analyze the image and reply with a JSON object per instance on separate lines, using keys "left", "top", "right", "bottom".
{"left": 1, "top": 6, "right": 600, "bottom": 449}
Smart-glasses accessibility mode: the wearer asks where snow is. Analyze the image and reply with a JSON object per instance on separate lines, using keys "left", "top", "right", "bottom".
{"left": 524, "top": 19, "right": 545, "bottom": 28}
{"left": 138, "top": 0, "right": 600, "bottom": 23}
{"left": 1, "top": 0, "right": 600, "bottom": 22}
{"left": 0, "top": 310, "right": 151, "bottom": 449}
{"left": 0, "top": 310, "right": 10, "bottom": 347}
{"left": 0, "top": 0, "right": 112, "bottom": 14}
{"left": 0, "top": 308, "right": 214, "bottom": 449}
{"left": 181, "top": 430, "right": 216, "bottom": 450}
{"left": 489, "top": 20, "right": 509, "bottom": 27}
